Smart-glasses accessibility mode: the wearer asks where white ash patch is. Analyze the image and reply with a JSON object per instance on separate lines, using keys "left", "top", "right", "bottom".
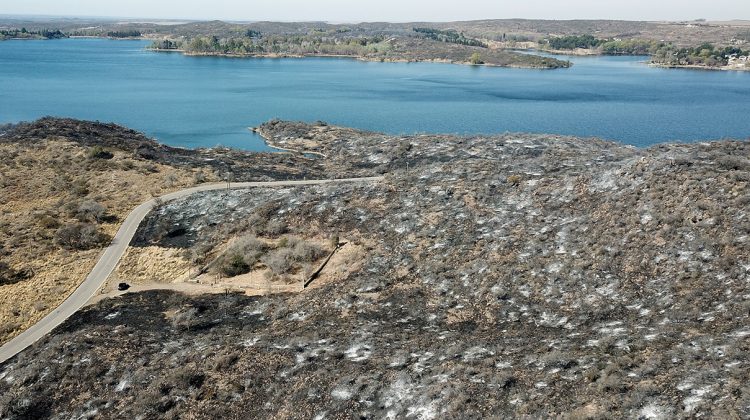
{"left": 312, "top": 412, "right": 327, "bottom": 420}
{"left": 639, "top": 403, "right": 672, "bottom": 419}
{"left": 589, "top": 169, "right": 622, "bottom": 192}
{"left": 242, "top": 302, "right": 269, "bottom": 316}
{"left": 296, "top": 343, "right": 335, "bottom": 364}
{"left": 382, "top": 375, "right": 416, "bottom": 419}
{"left": 388, "top": 353, "right": 408, "bottom": 368}
{"left": 598, "top": 323, "right": 627, "bottom": 337}
{"left": 537, "top": 312, "right": 569, "bottom": 328}
{"left": 431, "top": 373, "right": 450, "bottom": 383}
{"left": 331, "top": 385, "right": 353, "bottom": 400}
{"left": 683, "top": 385, "right": 713, "bottom": 413}
{"left": 724, "top": 361, "right": 741, "bottom": 368}
{"left": 80, "top": 408, "right": 100, "bottom": 418}
{"left": 345, "top": 343, "right": 372, "bottom": 362}
{"left": 411, "top": 351, "right": 435, "bottom": 373}
{"left": 104, "top": 311, "right": 120, "bottom": 320}
{"left": 366, "top": 153, "right": 388, "bottom": 164}
{"left": 495, "top": 361, "right": 512, "bottom": 369}
{"left": 595, "top": 282, "right": 618, "bottom": 298}
{"left": 676, "top": 378, "right": 694, "bottom": 392}
{"left": 241, "top": 336, "right": 260, "bottom": 347}
{"left": 406, "top": 401, "right": 438, "bottom": 420}
{"left": 678, "top": 250, "right": 693, "bottom": 262}
{"left": 115, "top": 379, "right": 130, "bottom": 392}
{"left": 462, "top": 346, "right": 493, "bottom": 362}
{"left": 288, "top": 311, "right": 307, "bottom": 321}
{"left": 730, "top": 328, "right": 750, "bottom": 339}
{"left": 546, "top": 261, "right": 563, "bottom": 274}
{"left": 697, "top": 312, "right": 715, "bottom": 322}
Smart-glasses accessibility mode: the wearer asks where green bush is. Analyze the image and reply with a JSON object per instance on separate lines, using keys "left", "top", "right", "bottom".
{"left": 219, "top": 254, "right": 251, "bottom": 277}
{"left": 469, "top": 52, "right": 483, "bottom": 65}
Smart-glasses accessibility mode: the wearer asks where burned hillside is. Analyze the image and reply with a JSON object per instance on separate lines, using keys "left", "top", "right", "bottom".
{"left": 1, "top": 121, "right": 750, "bottom": 418}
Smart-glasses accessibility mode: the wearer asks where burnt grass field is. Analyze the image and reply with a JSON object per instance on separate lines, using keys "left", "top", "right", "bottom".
{"left": 1, "top": 120, "right": 750, "bottom": 418}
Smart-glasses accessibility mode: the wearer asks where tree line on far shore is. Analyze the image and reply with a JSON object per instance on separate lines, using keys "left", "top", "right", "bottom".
{"left": 0, "top": 28, "right": 66, "bottom": 40}
{"left": 149, "top": 32, "right": 393, "bottom": 57}
{"left": 542, "top": 34, "right": 750, "bottom": 67}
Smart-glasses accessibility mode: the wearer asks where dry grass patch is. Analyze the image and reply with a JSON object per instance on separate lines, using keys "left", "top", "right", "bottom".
{"left": 0, "top": 139, "right": 212, "bottom": 345}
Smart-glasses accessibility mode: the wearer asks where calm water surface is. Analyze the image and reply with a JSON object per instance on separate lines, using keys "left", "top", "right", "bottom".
{"left": 1, "top": 38, "right": 749, "bottom": 150}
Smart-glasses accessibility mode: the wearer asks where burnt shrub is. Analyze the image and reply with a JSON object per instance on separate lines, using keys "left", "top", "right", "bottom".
{"left": 172, "top": 307, "right": 199, "bottom": 331}
{"left": 171, "top": 367, "right": 206, "bottom": 389}
{"left": 213, "top": 352, "right": 240, "bottom": 371}
{"left": 716, "top": 155, "right": 750, "bottom": 171}
{"left": 0, "top": 390, "right": 52, "bottom": 419}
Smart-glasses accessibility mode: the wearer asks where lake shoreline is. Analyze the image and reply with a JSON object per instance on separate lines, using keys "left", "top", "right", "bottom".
{"left": 648, "top": 62, "right": 750, "bottom": 72}
{"left": 3, "top": 38, "right": 750, "bottom": 148}
{"left": 250, "top": 126, "right": 328, "bottom": 158}
{"left": 524, "top": 47, "right": 750, "bottom": 72}
{"left": 147, "top": 47, "right": 565, "bottom": 69}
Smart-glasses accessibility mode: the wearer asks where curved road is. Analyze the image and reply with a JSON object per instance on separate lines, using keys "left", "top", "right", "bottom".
{"left": 0, "top": 176, "right": 383, "bottom": 364}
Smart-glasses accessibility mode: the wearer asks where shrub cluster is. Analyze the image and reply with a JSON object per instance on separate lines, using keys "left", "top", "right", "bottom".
{"left": 215, "top": 235, "right": 326, "bottom": 277}
{"left": 54, "top": 223, "right": 110, "bottom": 251}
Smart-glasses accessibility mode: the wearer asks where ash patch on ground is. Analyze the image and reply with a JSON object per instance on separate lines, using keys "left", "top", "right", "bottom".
{"left": 1, "top": 121, "right": 750, "bottom": 418}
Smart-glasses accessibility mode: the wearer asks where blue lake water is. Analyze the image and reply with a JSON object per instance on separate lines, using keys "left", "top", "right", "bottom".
{"left": 1, "top": 38, "right": 749, "bottom": 151}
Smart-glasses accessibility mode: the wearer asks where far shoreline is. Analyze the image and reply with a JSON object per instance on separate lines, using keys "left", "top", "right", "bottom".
{"left": 147, "top": 47, "right": 567, "bottom": 69}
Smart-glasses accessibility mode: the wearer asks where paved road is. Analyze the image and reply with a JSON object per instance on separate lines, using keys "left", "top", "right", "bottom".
{"left": 0, "top": 176, "right": 383, "bottom": 364}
